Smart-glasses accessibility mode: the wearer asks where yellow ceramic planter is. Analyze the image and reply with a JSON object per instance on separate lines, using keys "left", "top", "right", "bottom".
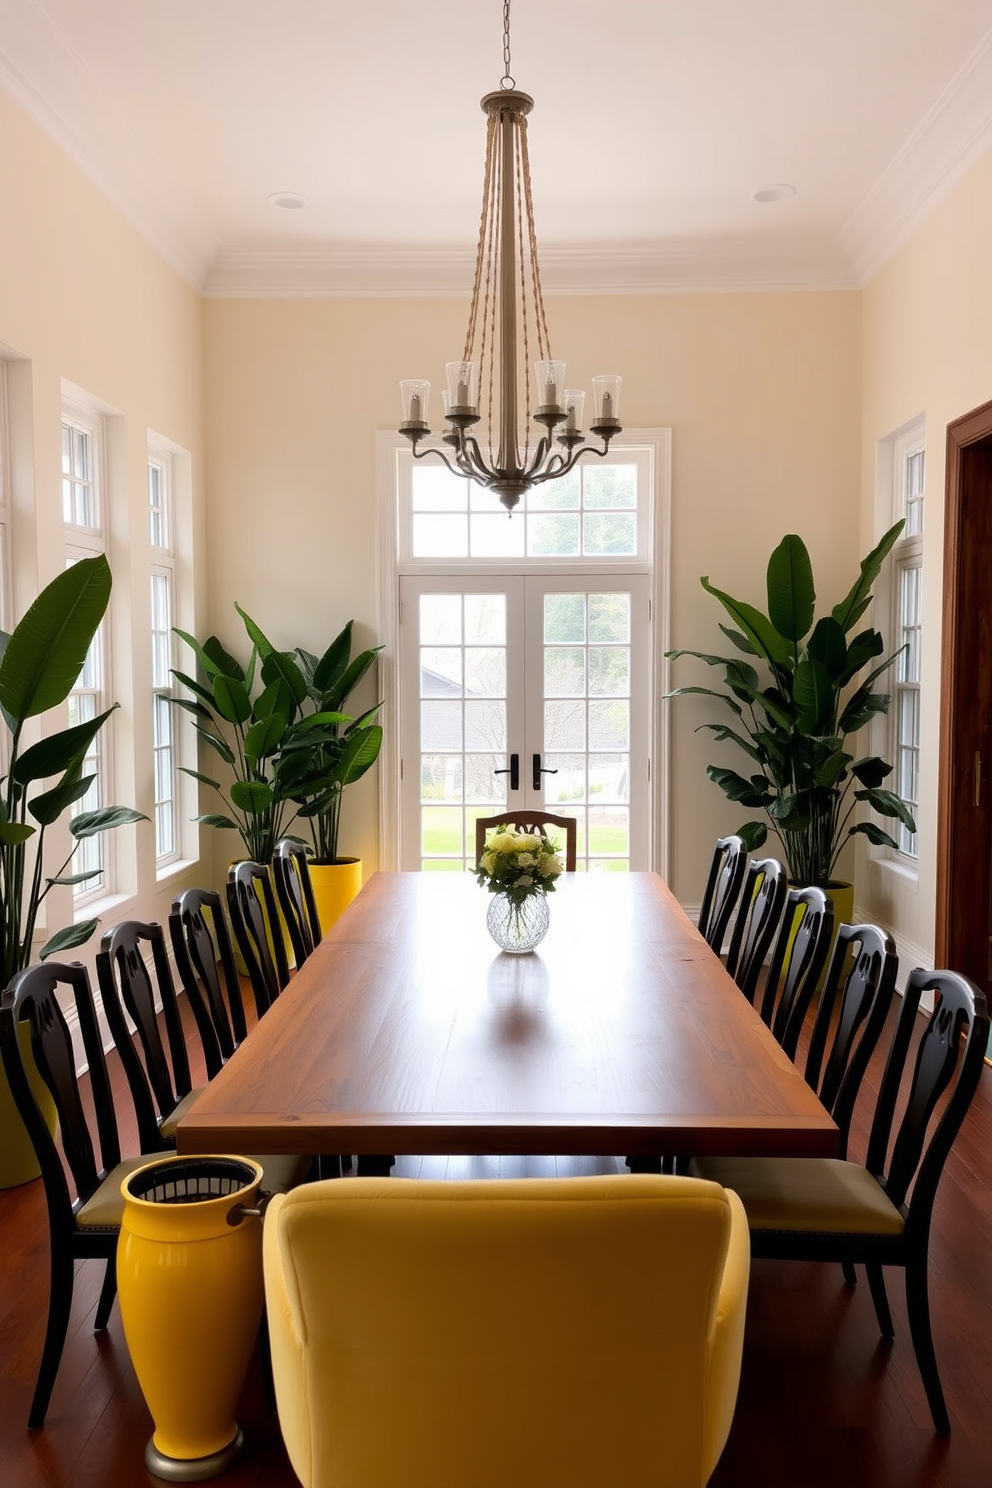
{"left": 118, "top": 1156, "right": 265, "bottom": 1481}
{"left": 309, "top": 858, "right": 363, "bottom": 934}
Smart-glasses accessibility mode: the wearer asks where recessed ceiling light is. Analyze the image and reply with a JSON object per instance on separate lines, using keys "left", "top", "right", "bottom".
{"left": 267, "top": 192, "right": 309, "bottom": 210}
{"left": 752, "top": 183, "right": 796, "bottom": 203}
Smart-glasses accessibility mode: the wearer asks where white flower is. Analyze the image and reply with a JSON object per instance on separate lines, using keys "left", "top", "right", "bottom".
{"left": 513, "top": 874, "right": 534, "bottom": 888}
{"left": 517, "top": 852, "right": 535, "bottom": 867}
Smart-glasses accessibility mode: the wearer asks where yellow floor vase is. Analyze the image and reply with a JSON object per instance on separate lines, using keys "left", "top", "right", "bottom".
{"left": 117, "top": 1156, "right": 265, "bottom": 1481}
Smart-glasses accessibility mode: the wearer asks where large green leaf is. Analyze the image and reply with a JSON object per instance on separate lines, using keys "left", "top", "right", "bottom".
{"left": 244, "top": 712, "right": 288, "bottom": 762}
{"left": 838, "top": 686, "right": 891, "bottom": 734}
{"left": 174, "top": 628, "right": 225, "bottom": 680}
{"left": 706, "top": 766, "right": 772, "bottom": 808}
{"left": 235, "top": 604, "right": 277, "bottom": 661}
{"left": 851, "top": 756, "right": 892, "bottom": 788}
{"left": 336, "top": 724, "right": 383, "bottom": 786}
{"left": 194, "top": 813, "right": 240, "bottom": 830}
{"left": 766, "top": 534, "right": 815, "bottom": 643}
{"left": 831, "top": 521, "right": 904, "bottom": 632}
{"left": 856, "top": 787, "right": 916, "bottom": 830}
{"left": 70, "top": 805, "right": 146, "bottom": 838}
{"left": 837, "top": 628, "right": 884, "bottom": 686}
{"left": 40, "top": 919, "right": 99, "bottom": 959}
{"left": 171, "top": 668, "right": 217, "bottom": 709}
{"left": 849, "top": 821, "right": 900, "bottom": 849}
{"left": 322, "top": 648, "right": 382, "bottom": 710}
{"left": 13, "top": 705, "right": 118, "bottom": 785}
{"left": 313, "top": 621, "right": 353, "bottom": 694}
{"left": 180, "top": 767, "right": 222, "bottom": 790}
{"left": 718, "top": 625, "right": 758, "bottom": 656}
{"left": 260, "top": 649, "right": 307, "bottom": 708}
{"left": 793, "top": 657, "right": 834, "bottom": 733}
{"left": 230, "top": 779, "right": 273, "bottom": 813}
{"left": 202, "top": 635, "right": 244, "bottom": 681}
{"left": 699, "top": 577, "right": 792, "bottom": 665}
{"left": 664, "top": 685, "right": 743, "bottom": 716}
{"left": 212, "top": 674, "right": 252, "bottom": 725}
{"left": 193, "top": 726, "right": 235, "bottom": 766}
{"left": 0, "top": 820, "right": 35, "bottom": 845}
{"left": 806, "top": 617, "right": 847, "bottom": 680}
{"left": 29, "top": 771, "right": 95, "bottom": 826}
{"left": 737, "top": 821, "right": 768, "bottom": 851}
{"left": 697, "top": 723, "right": 766, "bottom": 763}
{"left": 0, "top": 555, "right": 111, "bottom": 721}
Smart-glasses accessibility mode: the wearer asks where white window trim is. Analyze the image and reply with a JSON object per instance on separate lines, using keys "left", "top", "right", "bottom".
{"left": 62, "top": 399, "right": 112, "bottom": 908}
{"left": 148, "top": 430, "right": 199, "bottom": 880}
{"left": 149, "top": 450, "right": 181, "bottom": 870}
{"left": 870, "top": 415, "right": 925, "bottom": 887}
{"left": 376, "top": 427, "right": 672, "bottom": 879}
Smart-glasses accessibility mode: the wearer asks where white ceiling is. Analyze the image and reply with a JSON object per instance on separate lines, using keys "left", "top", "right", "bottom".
{"left": 2, "top": 0, "right": 992, "bottom": 295}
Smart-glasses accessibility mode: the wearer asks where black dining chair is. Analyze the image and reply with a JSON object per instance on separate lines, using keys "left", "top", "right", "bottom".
{"left": 757, "top": 885, "right": 834, "bottom": 1060}
{"left": 474, "top": 810, "right": 578, "bottom": 871}
{"left": 273, "top": 837, "right": 323, "bottom": 967}
{"left": 0, "top": 961, "right": 151, "bottom": 1427}
{"left": 725, "top": 856, "right": 788, "bottom": 1001}
{"left": 694, "top": 967, "right": 988, "bottom": 1435}
{"left": 98, "top": 917, "right": 310, "bottom": 1189}
{"left": 169, "top": 886, "right": 249, "bottom": 1062}
{"left": 226, "top": 860, "right": 291, "bottom": 1016}
{"left": 696, "top": 833, "right": 747, "bottom": 953}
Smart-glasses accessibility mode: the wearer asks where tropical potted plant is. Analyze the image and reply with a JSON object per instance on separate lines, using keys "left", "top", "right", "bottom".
{"left": 1, "top": 556, "right": 146, "bottom": 1186}
{"left": 666, "top": 523, "right": 916, "bottom": 910}
{"left": 173, "top": 604, "right": 306, "bottom": 864}
{"left": 277, "top": 621, "right": 383, "bottom": 931}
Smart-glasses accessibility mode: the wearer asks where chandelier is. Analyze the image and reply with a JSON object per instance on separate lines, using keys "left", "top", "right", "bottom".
{"left": 398, "top": 0, "right": 622, "bottom": 514}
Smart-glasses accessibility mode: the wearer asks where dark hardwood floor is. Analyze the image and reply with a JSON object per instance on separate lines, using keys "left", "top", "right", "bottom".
{"left": 1, "top": 993, "right": 991, "bottom": 1487}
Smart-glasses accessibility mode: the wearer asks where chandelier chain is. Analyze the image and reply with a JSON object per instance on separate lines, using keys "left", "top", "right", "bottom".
{"left": 518, "top": 116, "right": 552, "bottom": 362}
{"left": 501, "top": 0, "right": 515, "bottom": 88}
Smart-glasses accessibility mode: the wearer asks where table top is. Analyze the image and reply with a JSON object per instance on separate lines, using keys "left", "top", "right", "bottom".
{"left": 177, "top": 872, "right": 838, "bottom": 1160}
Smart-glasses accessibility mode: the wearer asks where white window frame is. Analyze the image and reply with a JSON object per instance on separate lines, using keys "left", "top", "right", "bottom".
{"left": 376, "top": 428, "right": 672, "bottom": 878}
{"left": 149, "top": 450, "right": 180, "bottom": 869}
{"left": 889, "top": 427, "right": 924, "bottom": 863}
{"left": 62, "top": 399, "right": 112, "bottom": 906}
{"left": 147, "top": 430, "right": 199, "bottom": 879}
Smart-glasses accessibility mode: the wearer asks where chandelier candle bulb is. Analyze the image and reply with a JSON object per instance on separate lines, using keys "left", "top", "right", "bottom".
{"left": 562, "top": 390, "right": 585, "bottom": 435}
{"left": 400, "top": 378, "right": 430, "bottom": 429}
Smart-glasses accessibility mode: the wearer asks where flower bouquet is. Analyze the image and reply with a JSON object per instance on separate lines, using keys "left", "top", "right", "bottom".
{"left": 476, "top": 826, "right": 564, "bottom": 952}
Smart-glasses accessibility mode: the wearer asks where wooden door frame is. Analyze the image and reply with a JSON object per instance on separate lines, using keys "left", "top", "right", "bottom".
{"left": 934, "top": 397, "right": 992, "bottom": 963}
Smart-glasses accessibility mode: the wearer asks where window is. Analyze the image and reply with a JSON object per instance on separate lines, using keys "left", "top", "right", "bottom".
{"left": 62, "top": 405, "right": 109, "bottom": 900}
{"left": 0, "top": 361, "right": 10, "bottom": 633}
{"left": 890, "top": 429, "right": 924, "bottom": 860}
{"left": 149, "top": 453, "right": 179, "bottom": 864}
{"left": 399, "top": 447, "right": 651, "bottom": 564}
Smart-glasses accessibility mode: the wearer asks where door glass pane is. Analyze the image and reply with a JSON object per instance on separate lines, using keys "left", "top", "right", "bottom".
{"left": 419, "top": 592, "right": 508, "bottom": 870}
{"left": 541, "top": 591, "right": 632, "bottom": 870}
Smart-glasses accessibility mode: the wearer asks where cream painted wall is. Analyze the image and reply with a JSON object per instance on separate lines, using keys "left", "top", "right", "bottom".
{"left": 860, "top": 147, "right": 992, "bottom": 965}
{"left": 204, "top": 290, "right": 862, "bottom": 897}
{"left": 0, "top": 87, "right": 205, "bottom": 979}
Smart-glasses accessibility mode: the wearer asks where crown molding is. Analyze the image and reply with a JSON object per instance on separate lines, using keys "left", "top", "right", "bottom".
{"left": 203, "top": 238, "right": 860, "bottom": 299}
{"left": 842, "top": 25, "right": 992, "bottom": 284}
{"left": 0, "top": 0, "right": 211, "bottom": 290}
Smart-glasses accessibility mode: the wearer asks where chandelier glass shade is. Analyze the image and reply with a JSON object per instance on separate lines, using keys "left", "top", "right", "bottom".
{"left": 399, "top": 19, "right": 622, "bottom": 514}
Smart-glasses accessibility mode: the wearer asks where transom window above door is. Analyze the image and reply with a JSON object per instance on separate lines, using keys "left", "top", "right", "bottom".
{"left": 397, "top": 446, "right": 652, "bottom": 564}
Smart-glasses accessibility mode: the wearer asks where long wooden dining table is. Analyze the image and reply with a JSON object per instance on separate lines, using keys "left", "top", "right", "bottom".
{"left": 176, "top": 871, "right": 838, "bottom": 1163}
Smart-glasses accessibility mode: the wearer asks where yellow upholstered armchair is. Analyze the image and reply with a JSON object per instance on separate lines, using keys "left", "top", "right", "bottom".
{"left": 263, "top": 1174, "right": 749, "bottom": 1488}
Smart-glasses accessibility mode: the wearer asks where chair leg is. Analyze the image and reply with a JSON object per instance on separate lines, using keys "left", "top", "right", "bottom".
{"left": 28, "top": 1249, "right": 75, "bottom": 1429}
{"left": 842, "top": 1260, "right": 857, "bottom": 1287}
{"left": 905, "top": 1258, "right": 950, "bottom": 1435}
{"left": 866, "top": 1263, "right": 894, "bottom": 1339}
{"left": 94, "top": 1257, "right": 118, "bottom": 1331}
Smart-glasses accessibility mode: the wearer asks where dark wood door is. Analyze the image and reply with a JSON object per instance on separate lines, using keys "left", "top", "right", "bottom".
{"left": 936, "top": 402, "right": 992, "bottom": 1018}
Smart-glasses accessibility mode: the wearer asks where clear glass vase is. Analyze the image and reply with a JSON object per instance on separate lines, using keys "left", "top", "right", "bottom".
{"left": 486, "top": 892, "right": 550, "bottom": 954}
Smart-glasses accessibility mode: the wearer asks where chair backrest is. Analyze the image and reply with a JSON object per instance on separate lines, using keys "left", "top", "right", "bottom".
{"left": 802, "top": 922, "right": 899, "bottom": 1156}
{"left": 226, "top": 860, "right": 290, "bottom": 1016}
{"left": 866, "top": 968, "right": 989, "bottom": 1225}
{"left": 758, "top": 886, "right": 834, "bottom": 1059}
{"left": 0, "top": 961, "right": 122, "bottom": 1214}
{"left": 474, "top": 811, "right": 578, "bottom": 871}
{"left": 169, "top": 886, "right": 248, "bottom": 1064}
{"left": 263, "top": 1174, "right": 747, "bottom": 1488}
{"left": 697, "top": 834, "right": 747, "bottom": 952}
{"left": 725, "top": 857, "right": 788, "bottom": 1001}
{"left": 273, "top": 837, "right": 323, "bottom": 967}
{"left": 96, "top": 920, "right": 209, "bottom": 1152}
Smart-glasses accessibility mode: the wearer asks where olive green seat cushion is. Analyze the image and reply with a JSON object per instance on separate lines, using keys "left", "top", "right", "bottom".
{"left": 691, "top": 1156, "right": 905, "bottom": 1235}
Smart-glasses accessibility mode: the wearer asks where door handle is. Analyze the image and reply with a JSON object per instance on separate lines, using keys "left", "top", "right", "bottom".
{"left": 494, "top": 753, "right": 519, "bottom": 791}
{"left": 533, "top": 754, "right": 558, "bottom": 792}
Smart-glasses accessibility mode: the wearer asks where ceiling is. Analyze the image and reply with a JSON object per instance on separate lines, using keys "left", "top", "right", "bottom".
{"left": 2, "top": 0, "right": 992, "bottom": 295}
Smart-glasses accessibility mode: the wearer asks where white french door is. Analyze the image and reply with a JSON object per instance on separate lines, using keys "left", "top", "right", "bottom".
{"left": 398, "top": 573, "right": 652, "bottom": 871}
